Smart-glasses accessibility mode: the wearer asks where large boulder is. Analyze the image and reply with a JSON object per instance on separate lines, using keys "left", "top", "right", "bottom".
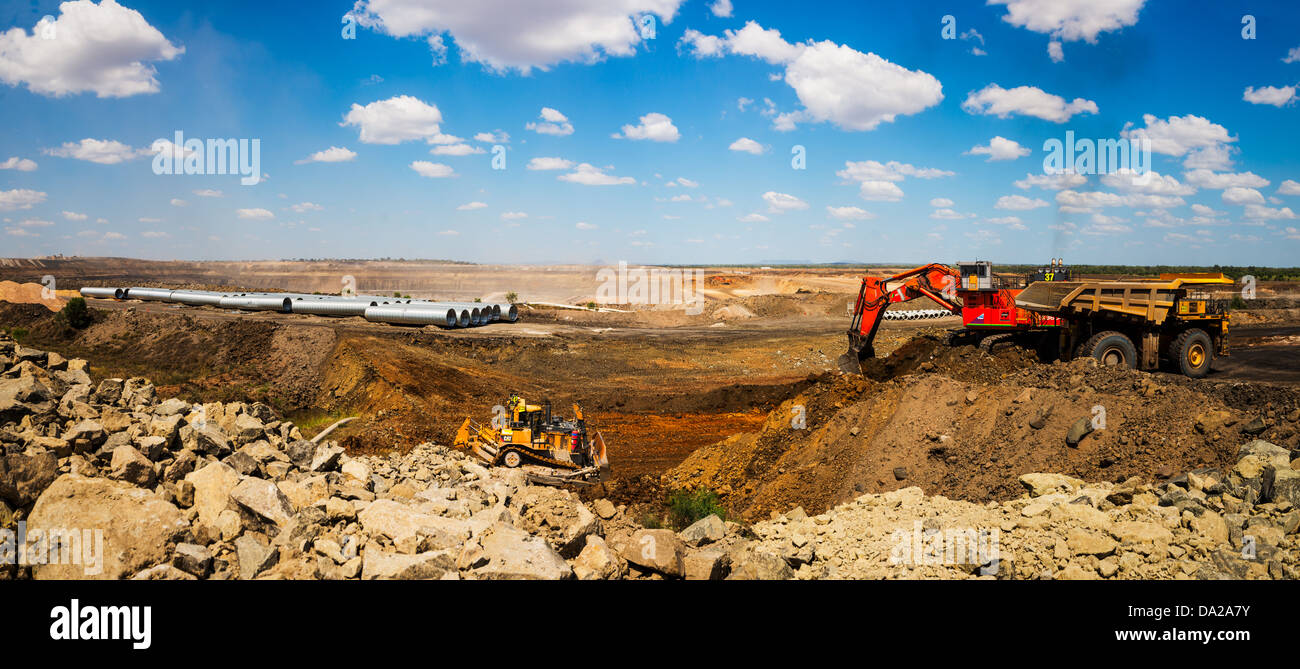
{"left": 179, "top": 423, "right": 232, "bottom": 458}
{"left": 230, "top": 477, "right": 294, "bottom": 527}
{"left": 511, "top": 486, "right": 600, "bottom": 557}
{"left": 679, "top": 514, "right": 727, "bottom": 546}
{"left": 0, "top": 375, "right": 56, "bottom": 422}
{"left": 571, "top": 535, "right": 624, "bottom": 580}
{"left": 620, "top": 529, "right": 686, "bottom": 578}
{"left": 1238, "top": 440, "right": 1292, "bottom": 470}
{"left": 184, "top": 461, "right": 242, "bottom": 527}
{"left": 109, "top": 445, "right": 156, "bottom": 488}
{"left": 0, "top": 451, "right": 60, "bottom": 507}
{"left": 466, "top": 522, "right": 572, "bottom": 580}
{"left": 233, "top": 534, "right": 278, "bottom": 580}
{"left": 362, "top": 549, "right": 456, "bottom": 580}
{"left": 726, "top": 545, "right": 794, "bottom": 580}
{"left": 357, "top": 499, "right": 470, "bottom": 552}
{"left": 28, "top": 475, "right": 189, "bottom": 580}
{"left": 1019, "top": 473, "right": 1083, "bottom": 497}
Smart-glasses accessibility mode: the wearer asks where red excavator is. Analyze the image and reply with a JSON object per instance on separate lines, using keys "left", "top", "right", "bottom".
{"left": 837, "top": 260, "right": 1070, "bottom": 373}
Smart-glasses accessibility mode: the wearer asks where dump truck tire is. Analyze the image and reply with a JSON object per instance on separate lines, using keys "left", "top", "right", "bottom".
{"left": 1080, "top": 331, "right": 1137, "bottom": 369}
{"left": 1171, "top": 328, "right": 1213, "bottom": 378}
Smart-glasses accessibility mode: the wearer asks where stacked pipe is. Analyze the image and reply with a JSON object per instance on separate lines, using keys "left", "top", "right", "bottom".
{"left": 78, "top": 286, "right": 516, "bottom": 329}
{"left": 882, "top": 309, "right": 954, "bottom": 321}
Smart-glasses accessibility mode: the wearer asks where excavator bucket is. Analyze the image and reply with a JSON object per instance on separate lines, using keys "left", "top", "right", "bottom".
{"left": 837, "top": 333, "right": 871, "bottom": 374}
{"left": 837, "top": 348, "right": 864, "bottom": 374}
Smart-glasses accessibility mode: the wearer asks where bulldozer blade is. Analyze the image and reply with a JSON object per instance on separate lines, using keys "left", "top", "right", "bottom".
{"left": 472, "top": 444, "right": 497, "bottom": 464}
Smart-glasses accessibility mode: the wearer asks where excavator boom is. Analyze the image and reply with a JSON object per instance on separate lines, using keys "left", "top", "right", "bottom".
{"left": 837, "top": 263, "right": 962, "bottom": 373}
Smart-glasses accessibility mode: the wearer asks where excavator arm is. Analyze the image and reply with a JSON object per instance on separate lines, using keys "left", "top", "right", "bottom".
{"left": 837, "top": 263, "right": 962, "bottom": 373}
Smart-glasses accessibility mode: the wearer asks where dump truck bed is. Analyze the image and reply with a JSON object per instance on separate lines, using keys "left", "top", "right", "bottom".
{"left": 1015, "top": 274, "right": 1231, "bottom": 325}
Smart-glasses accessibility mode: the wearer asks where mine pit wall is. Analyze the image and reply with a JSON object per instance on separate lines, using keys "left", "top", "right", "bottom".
{"left": 666, "top": 345, "right": 1300, "bottom": 523}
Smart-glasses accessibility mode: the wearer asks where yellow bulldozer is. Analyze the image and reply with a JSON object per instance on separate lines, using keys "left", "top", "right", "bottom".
{"left": 454, "top": 395, "right": 609, "bottom": 486}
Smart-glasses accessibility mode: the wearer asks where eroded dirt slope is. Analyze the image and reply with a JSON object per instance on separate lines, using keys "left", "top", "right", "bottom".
{"left": 665, "top": 336, "right": 1300, "bottom": 521}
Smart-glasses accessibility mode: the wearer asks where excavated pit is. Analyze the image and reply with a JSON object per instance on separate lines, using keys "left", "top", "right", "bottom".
{"left": 662, "top": 335, "right": 1300, "bottom": 522}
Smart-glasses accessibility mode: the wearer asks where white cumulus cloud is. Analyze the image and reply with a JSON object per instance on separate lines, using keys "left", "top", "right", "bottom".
{"left": 0, "top": 0, "right": 183, "bottom": 98}
{"left": 526, "top": 107, "right": 574, "bottom": 136}
{"left": 295, "top": 146, "right": 357, "bottom": 164}
{"left": 613, "top": 112, "right": 679, "bottom": 142}
{"left": 557, "top": 163, "right": 634, "bottom": 186}
{"left": 341, "top": 95, "right": 449, "bottom": 145}
{"left": 962, "top": 84, "right": 1098, "bottom": 123}
{"left": 350, "top": 0, "right": 682, "bottom": 73}
{"left": 680, "top": 21, "right": 943, "bottom": 132}
{"left": 729, "top": 137, "right": 764, "bottom": 155}
{"left": 410, "top": 161, "right": 455, "bottom": 178}
{"left": 966, "top": 136, "right": 1031, "bottom": 161}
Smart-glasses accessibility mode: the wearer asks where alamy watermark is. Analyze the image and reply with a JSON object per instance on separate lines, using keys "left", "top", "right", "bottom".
{"left": 151, "top": 131, "right": 261, "bottom": 185}
{"left": 49, "top": 599, "right": 151, "bottom": 650}
{"left": 1042, "top": 130, "right": 1151, "bottom": 185}
{"left": 1, "top": 521, "right": 104, "bottom": 576}
{"left": 595, "top": 262, "right": 706, "bottom": 315}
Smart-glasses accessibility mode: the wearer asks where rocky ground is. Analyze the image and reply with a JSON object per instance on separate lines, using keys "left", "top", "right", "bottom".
{"left": 2, "top": 331, "right": 1296, "bottom": 579}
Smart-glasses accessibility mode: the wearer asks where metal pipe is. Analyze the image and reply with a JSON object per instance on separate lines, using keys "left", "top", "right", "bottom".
{"left": 168, "top": 290, "right": 225, "bottom": 306}
{"left": 78, "top": 287, "right": 119, "bottom": 299}
{"left": 363, "top": 306, "right": 458, "bottom": 327}
{"left": 218, "top": 295, "right": 292, "bottom": 312}
{"left": 125, "top": 287, "right": 174, "bottom": 301}
{"left": 289, "top": 299, "right": 377, "bottom": 317}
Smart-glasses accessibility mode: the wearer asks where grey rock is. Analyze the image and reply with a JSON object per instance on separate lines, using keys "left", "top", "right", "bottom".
{"left": 172, "top": 543, "right": 212, "bottom": 577}
{"left": 0, "top": 451, "right": 60, "bottom": 506}
{"left": 679, "top": 514, "right": 727, "bottom": 546}
{"left": 109, "top": 445, "right": 156, "bottom": 488}
{"left": 230, "top": 477, "right": 295, "bottom": 526}
{"left": 362, "top": 549, "right": 456, "bottom": 580}
{"left": 234, "top": 534, "right": 279, "bottom": 580}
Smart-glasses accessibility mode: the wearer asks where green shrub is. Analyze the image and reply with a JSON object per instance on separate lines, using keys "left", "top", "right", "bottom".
{"left": 667, "top": 488, "right": 727, "bottom": 529}
{"left": 505, "top": 291, "right": 518, "bottom": 304}
{"left": 1229, "top": 296, "right": 1248, "bottom": 310}
{"left": 56, "top": 297, "right": 93, "bottom": 330}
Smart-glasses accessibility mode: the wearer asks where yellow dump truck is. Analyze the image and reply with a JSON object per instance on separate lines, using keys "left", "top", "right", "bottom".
{"left": 1014, "top": 273, "right": 1231, "bottom": 378}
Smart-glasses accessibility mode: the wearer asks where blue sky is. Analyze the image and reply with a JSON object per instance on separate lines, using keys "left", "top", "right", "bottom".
{"left": 1, "top": 0, "right": 1298, "bottom": 265}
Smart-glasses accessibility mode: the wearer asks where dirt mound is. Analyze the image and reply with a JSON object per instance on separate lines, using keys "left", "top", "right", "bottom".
{"left": 665, "top": 335, "right": 1300, "bottom": 521}
{"left": 0, "top": 281, "right": 65, "bottom": 312}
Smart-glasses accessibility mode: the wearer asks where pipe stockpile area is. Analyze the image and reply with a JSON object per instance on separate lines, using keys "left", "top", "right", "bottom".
{"left": 77, "top": 286, "right": 519, "bottom": 328}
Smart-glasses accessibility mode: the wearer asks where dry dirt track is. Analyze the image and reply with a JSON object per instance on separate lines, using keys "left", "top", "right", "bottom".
{"left": 1213, "top": 325, "right": 1300, "bottom": 385}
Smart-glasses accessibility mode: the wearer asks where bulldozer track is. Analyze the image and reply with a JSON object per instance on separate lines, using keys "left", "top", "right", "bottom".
{"left": 495, "top": 445, "right": 582, "bottom": 471}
